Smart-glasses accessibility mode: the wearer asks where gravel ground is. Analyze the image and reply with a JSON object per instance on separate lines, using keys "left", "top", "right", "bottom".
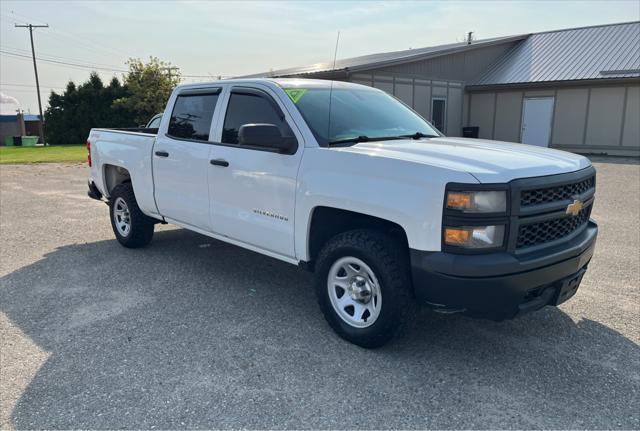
{"left": 1, "top": 159, "right": 638, "bottom": 430}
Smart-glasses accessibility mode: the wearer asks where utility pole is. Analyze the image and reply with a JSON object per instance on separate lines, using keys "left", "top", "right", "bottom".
{"left": 15, "top": 23, "right": 48, "bottom": 145}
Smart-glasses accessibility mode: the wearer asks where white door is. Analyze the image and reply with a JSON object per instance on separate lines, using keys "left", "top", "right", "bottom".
{"left": 521, "top": 97, "right": 554, "bottom": 147}
{"left": 207, "top": 85, "right": 303, "bottom": 259}
{"left": 153, "top": 89, "right": 221, "bottom": 231}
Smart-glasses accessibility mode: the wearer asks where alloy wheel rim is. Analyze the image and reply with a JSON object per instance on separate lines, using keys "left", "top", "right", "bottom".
{"left": 327, "top": 256, "right": 382, "bottom": 328}
{"left": 113, "top": 197, "right": 131, "bottom": 237}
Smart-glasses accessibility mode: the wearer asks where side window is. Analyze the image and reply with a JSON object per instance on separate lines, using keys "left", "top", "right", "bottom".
{"left": 147, "top": 115, "right": 162, "bottom": 129}
{"left": 168, "top": 92, "right": 219, "bottom": 141}
{"left": 222, "top": 91, "right": 294, "bottom": 145}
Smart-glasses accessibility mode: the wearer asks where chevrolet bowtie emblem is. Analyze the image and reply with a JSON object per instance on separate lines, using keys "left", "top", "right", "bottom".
{"left": 566, "top": 199, "right": 583, "bottom": 217}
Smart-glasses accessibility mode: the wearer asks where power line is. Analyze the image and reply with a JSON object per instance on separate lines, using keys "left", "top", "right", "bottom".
{"left": 0, "top": 44, "right": 130, "bottom": 70}
{"left": 3, "top": 10, "right": 133, "bottom": 58}
{"left": 1, "top": 82, "right": 66, "bottom": 89}
{"left": 3, "top": 11, "right": 231, "bottom": 79}
{"left": 1, "top": 49, "right": 129, "bottom": 73}
{"left": 15, "top": 23, "right": 48, "bottom": 146}
{"left": 0, "top": 88, "right": 60, "bottom": 94}
{"left": 2, "top": 50, "right": 229, "bottom": 79}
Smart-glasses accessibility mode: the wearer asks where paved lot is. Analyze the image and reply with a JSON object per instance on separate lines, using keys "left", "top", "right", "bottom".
{"left": 1, "top": 159, "right": 639, "bottom": 429}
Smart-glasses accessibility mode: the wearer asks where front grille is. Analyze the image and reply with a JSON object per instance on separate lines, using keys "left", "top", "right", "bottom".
{"left": 521, "top": 176, "right": 595, "bottom": 207}
{"left": 516, "top": 204, "right": 591, "bottom": 248}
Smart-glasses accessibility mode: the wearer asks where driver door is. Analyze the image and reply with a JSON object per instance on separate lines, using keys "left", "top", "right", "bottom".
{"left": 207, "top": 85, "right": 304, "bottom": 259}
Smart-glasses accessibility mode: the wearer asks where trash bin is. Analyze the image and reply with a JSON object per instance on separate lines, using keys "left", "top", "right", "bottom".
{"left": 21, "top": 136, "right": 39, "bottom": 147}
{"left": 462, "top": 126, "right": 479, "bottom": 138}
{"left": 13, "top": 136, "right": 22, "bottom": 146}
{"left": 3, "top": 136, "right": 14, "bottom": 146}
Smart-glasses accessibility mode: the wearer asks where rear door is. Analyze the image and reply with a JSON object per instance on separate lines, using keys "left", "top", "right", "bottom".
{"left": 153, "top": 88, "right": 221, "bottom": 231}
{"left": 207, "top": 85, "right": 304, "bottom": 259}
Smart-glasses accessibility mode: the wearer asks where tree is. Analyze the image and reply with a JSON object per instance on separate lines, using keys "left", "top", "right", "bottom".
{"left": 114, "top": 57, "right": 181, "bottom": 125}
{"left": 44, "top": 73, "right": 133, "bottom": 145}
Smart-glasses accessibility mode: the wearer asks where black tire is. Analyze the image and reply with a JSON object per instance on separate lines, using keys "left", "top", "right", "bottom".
{"left": 109, "top": 183, "right": 154, "bottom": 248}
{"left": 314, "top": 229, "right": 415, "bottom": 348}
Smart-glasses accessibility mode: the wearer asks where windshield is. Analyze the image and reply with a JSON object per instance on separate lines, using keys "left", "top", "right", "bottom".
{"left": 284, "top": 86, "right": 441, "bottom": 146}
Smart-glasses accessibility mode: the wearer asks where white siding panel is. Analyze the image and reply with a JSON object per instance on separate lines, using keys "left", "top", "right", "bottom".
{"left": 432, "top": 85, "right": 447, "bottom": 97}
{"left": 394, "top": 81, "right": 413, "bottom": 107}
{"left": 585, "top": 87, "right": 625, "bottom": 147}
{"left": 373, "top": 76, "right": 393, "bottom": 94}
{"left": 469, "top": 93, "right": 496, "bottom": 139}
{"left": 622, "top": 86, "right": 640, "bottom": 148}
{"left": 447, "top": 87, "right": 463, "bottom": 137}
{"left": 552, "top": 88, "right": 589, "bottom": 147}
{"left": 494, "top": 92, "right": 523, "bottom": 142}
{"left": 414, "top": 84, "right": 431, "bottom": 119}
{"left": 352, "top": 79, "right": 373, "bottom": 87}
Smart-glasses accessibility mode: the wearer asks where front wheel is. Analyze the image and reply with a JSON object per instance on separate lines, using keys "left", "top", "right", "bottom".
{"left": 314, "top": 229, "right": 415, "bottom": 348}
{"left": 109, "top": 183, "right": 154, "bottom": 248}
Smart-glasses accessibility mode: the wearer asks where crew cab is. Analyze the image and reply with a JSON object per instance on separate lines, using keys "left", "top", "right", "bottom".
{"left": 87, "top": 79, "right": 597, "bottom": 347}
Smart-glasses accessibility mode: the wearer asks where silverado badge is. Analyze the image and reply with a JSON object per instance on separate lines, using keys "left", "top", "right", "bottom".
{"left": 566, "top": 199, "right": 583, "bottom": 217}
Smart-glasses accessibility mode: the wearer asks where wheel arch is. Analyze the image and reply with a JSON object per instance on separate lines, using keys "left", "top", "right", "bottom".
{"left": 305, "top": 206, "right": 409, "bottom": 270}
{"left": 102, "top": 164, "right": 132, "bottom": 197}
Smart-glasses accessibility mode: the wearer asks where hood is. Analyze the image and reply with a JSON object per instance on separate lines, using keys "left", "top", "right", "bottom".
{"left": 339, "top": 137, "right": 591, "bottom": 183}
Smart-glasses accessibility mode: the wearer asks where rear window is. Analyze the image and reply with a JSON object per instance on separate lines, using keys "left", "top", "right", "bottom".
{"left": 168, "top": 92, "right": 219, "bottom": 141}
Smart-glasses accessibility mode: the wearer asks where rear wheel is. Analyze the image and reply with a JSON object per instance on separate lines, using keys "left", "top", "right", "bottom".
{"left": 314, "top": 229, "right": 415, "bottom": 348}
{"left": 109, "top": 183, "right": 154, "bottom": 248}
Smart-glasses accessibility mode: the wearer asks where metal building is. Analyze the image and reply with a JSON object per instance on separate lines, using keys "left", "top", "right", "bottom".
{"left": 247, "top": 21, "right": 640, "bottom": 156}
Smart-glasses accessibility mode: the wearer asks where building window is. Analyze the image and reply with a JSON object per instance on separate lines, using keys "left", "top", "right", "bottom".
{"left": 431, "top": 98, "right": 446, "bottom": 133}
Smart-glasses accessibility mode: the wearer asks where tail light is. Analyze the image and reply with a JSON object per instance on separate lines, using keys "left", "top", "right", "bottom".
{"left": 86, "top": 139, "right": 92, "bottom": 167}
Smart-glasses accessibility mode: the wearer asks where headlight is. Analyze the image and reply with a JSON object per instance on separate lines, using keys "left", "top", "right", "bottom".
{"left": 444, "top": 225, "right": 505, "bottom": 249}
{"left": 446, "top": 191, "right": 507, "bottom": 213}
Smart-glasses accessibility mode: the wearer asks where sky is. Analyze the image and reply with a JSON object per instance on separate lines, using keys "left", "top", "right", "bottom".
{"left": 1, "top": 0, "right": 639, "bottom": 115}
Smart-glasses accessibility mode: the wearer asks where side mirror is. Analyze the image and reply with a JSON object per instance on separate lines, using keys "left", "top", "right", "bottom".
{"left": 238, "top": 124, "right": 296, "bottom": 153}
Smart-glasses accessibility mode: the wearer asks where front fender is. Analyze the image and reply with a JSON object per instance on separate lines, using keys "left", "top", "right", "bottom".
{"left": 294, "top": 148, "right": 478, "bottom": 261}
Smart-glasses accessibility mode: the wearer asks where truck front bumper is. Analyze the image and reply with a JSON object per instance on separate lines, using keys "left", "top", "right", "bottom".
{"left": 410, "top": 220, "right": 597, "bottom": 321}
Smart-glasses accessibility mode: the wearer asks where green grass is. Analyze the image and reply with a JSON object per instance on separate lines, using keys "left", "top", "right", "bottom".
{"left": 0, "top": 145, "right": 87, "bottom": 164}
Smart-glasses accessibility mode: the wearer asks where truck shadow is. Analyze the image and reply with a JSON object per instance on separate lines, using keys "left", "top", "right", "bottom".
{"left": 1, "top": 228, "right": 638, "bottom": 429}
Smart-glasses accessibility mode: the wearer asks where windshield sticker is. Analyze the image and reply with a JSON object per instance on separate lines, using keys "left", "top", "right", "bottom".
{"left": 285, "top": 88, "right": 307, "bottom": 103}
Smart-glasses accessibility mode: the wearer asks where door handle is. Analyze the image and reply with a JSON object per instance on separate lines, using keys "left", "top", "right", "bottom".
{"left": 155, "top": 151, "right": 169, "bottom": 157}
{"left": 210, "top": 159, "right": 229, "bottom": 167}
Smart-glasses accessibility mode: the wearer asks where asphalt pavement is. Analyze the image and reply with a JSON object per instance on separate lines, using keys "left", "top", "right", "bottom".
{"left": 1, "top": 158, "right": 638, "bottom": 429}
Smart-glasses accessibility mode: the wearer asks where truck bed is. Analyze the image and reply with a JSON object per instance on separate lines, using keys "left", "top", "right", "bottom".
{"left": 88, "top": 127, "right": 158, "bottom": 217}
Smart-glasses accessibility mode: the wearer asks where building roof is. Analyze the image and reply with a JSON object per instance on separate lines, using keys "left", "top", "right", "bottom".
{"left": 471, "top": 21, "right": 640, "bottom": 86}
{"left": 242, "top": 35, "right": 527, "bottom": 78}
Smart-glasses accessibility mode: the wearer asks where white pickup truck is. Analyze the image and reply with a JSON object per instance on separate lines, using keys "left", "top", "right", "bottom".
{"left": 87, "top": 78, "right": 597, "bottom": 347}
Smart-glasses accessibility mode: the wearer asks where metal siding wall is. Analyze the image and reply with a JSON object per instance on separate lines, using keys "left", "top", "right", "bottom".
{"left": 524, "top": 89, "right": 556, "bottom": 97}
{"left": 394, "top": 78, "right": 414, "bottom": 106}
{"left": 373, "top": 76, "right": 394, "bottom": 93}
{"left": 552, "top": 88, "right": 589, "bottom": 148}
{"left": 432, "top": 85, "right": 447, "bottom": 97}
{"left": 469, "top": 82, "right": 639, "bottom": 155}
{"left": 413, "top": 82, "right": 432, "bottom": 119}
{"left": 352, "top": 74, "right": 465, "bottom": 133}
{"left": 372, "top": 42, "right": 519, "bottom": 82}
{"left": 351, "top": 73, "right": 373, "bottom": 87}
{"left": 447, "top": 87, "right": 463, "bottom": 136}
{"left": 585, "top": 87, "right": 626, "bottom": 147}
{"left": 622, "top": 86, "right": 640, "bottom": 148}
{"left": 463, "top": 93, "right": 470, "bottom": 127}
{"left": 469, "top": 92, "right": 496, "bottom": 139}
{"left": 493, "top": 92, "right": 523, "bottom": 142}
